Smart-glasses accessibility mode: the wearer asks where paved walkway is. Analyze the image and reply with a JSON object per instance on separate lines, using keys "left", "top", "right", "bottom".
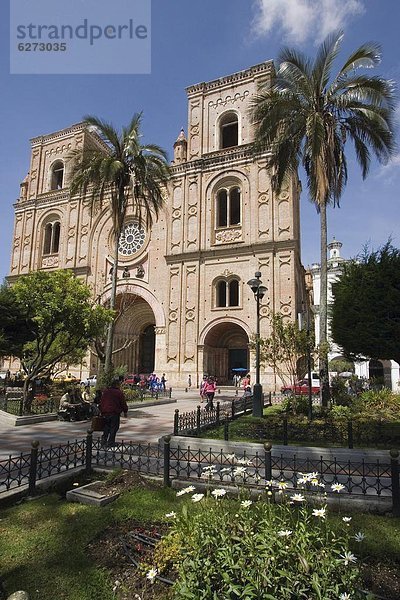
{"left": 0, "top": 389, "right": 232, "bottom": 458}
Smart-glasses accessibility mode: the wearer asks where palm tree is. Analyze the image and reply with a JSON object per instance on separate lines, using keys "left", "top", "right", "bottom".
{"left": 69, "top": 113, "right": 171, "bottom": 374}
{"left": 251, "top": 31, "right": 395, "bottom": 405}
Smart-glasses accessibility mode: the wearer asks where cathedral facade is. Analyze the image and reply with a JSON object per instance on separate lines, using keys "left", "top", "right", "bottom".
{"left": 8, "top": 61, "right": 306, "bottom": 388}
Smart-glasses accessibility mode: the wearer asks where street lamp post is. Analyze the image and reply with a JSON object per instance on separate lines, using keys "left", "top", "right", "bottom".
{"left": 302, "top": 300, "right": 313, "bottom": 421}
{"left": 247, "top": 272, "right": 267, "bottom": 418}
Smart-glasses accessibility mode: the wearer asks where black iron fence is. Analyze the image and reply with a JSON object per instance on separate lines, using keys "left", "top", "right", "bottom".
{"left": 125, "top": 387, "right": 173, "bottom": 404}
{"left": 173, "top": 394, "right": 273, "bottom": 436}
{"left": 0, "top": 396, "right": 58, "bottom": 417}
{"left": 1, "top": 432, "right": 399, "bottom": 516}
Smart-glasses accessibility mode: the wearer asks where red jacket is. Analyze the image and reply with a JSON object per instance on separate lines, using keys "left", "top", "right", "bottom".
{"left": 100, "top": 387, "right": 128, "bottom": 416}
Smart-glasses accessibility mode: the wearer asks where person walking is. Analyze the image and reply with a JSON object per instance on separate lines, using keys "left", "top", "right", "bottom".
{"left": 100, "top": 378, "right": 128, "bottom": 449}
{"left": 203, "top": 377, "right": 217, "bottom": 411}
{"left": 188, "top": 374, "right": 192, "bottom": 389}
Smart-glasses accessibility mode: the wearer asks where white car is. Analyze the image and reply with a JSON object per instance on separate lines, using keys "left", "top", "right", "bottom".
{"left": 81, "top": 375, "right": 97, "bottom": 387}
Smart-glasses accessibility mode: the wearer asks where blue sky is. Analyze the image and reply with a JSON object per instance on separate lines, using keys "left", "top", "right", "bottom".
{"left": 0, "top": 0, "right": 399, "bottom": 280}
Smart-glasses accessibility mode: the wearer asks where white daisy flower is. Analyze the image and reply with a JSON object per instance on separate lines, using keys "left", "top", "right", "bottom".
{"left": 241, "top": 500, "right": 252, "bottom": 508}
{"left": 312, "top": 507, "right": 327, "bottom": 519}
{"left": 176, "top": 485, "right": 196, "bottom": 496}
{"left": 339, "top": 593, "right": 351, "bottom": 600}
{"left": 331, "top": 483, "right": 345, "bottom": 493}
{"left": 354, "top": 532, "right": 365, "bottom": 543}
{"left": 277, "top": 529, "right": 292, "bottom": 537}
{"left": 165, "top": 511, "right": 176, "bottom": 518}
{"left": 291, "top": 493, "right": 305, "bottom": 502}
{"left": 340, "top": 551, "right": 357, "bottom": 566}
{"left": 211, "top": 488, "right": 227, "bottom": 498}
{"left": 146, "top": 567, "right": 158, "bottom": 583}
{"left": 191, "top": 493, "right": 204, "bottom": 503}
{"left": 342, "top": 516, "right": 352, "bottom": 523}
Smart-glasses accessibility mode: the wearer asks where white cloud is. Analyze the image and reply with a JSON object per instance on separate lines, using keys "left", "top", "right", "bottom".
{"left": 252, "top": 0, "right": 365, "bottom": 45}
{"left": 377, "top": 153, "right": 400, "bottom": 181}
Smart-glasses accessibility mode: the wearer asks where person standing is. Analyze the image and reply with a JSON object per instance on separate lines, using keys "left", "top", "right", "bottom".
{"left": 100, "top": 378, "right": 128, "bottom": 449}
{"left": 188, "top": 374, "right": 192, "bottom": 389}
{"left": 161, "top": 373, "right": 167, "bottom": 391}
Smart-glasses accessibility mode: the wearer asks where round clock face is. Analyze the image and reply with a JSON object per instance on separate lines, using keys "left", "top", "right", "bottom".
{"left": 118, "top": 222, "right": 146, "bottom": 256}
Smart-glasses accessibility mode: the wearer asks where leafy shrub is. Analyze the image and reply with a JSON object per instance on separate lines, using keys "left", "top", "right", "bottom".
{"left": 331, "top": 405, "right": 352, "bottom": 421}
{"left": 154, "top": 491, "right": 362, "bottom": 599}
{"left": 330, "top": 376, "right": 353, "bottom": 406}
{"left": 281, "top": 394, "right": 310, "bottom": 415}
{"left": 123, "top": 387, "right": 143, "bottom": 403}
{"left": 352, "top": 388, "right": 400, "bottom": 420}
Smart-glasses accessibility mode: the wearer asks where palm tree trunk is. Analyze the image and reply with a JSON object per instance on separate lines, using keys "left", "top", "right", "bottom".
{"left": 319, "top": 201, "right": 330, "bottom": 406}
{"left": 104, "top": 233, "right": 120, "bottom": 374}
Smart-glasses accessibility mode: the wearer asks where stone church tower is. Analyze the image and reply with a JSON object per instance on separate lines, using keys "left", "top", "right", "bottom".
{"left": 9, "top": 61, "right": 306, "bottom": 389}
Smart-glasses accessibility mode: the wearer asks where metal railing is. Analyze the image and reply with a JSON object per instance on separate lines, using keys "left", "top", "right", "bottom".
{"left": 0, "top": 396, "right": 58, "bottom": 416}
{"left": 1, "top": 433, "right": 399, "bottom": 516}
{"left": 173, "top": 394, "right": 270, "bottom": 436}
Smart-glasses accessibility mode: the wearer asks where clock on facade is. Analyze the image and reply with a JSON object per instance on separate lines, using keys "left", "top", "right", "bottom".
{"left": 118, "top": 222, "right": 146, "bottom": 256}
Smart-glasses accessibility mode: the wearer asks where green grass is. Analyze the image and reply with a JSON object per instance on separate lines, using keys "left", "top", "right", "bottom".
{"left": 0, "top": 480, "right": 177, "bottom": 600}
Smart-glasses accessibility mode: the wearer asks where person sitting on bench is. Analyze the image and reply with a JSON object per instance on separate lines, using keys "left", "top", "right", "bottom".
{"left": 59, "top": 388, "right": 82, "bottom": 421}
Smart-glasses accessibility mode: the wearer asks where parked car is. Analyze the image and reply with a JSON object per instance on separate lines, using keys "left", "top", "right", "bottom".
{"left": 80, "top": 375, "right": 97, "bottom": 387}
{"left": 281, "top": 372, "right": 320, "bottom": 396}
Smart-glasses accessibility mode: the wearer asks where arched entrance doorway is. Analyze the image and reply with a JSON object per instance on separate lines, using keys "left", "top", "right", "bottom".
{"left": 112, "top": 294, "right": 156, "bottom": 374}
{"left": 203, "top": 322, "right": 249, "bottom": 385}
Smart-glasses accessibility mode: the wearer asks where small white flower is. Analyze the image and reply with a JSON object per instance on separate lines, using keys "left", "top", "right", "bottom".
{"left": 226, "top": 453, "right": 236, "bottom": 461}
{"left": 318, "top": 482, "right": 325, "bottom": 489}
{"left": 278, "top": 529, "right": 292, "bottom": 537}
{"left": 165, "top": 511, "right": 176, "bottom": 518}
{"left": 211, "top": 488, "right": 227, "bottom": 498}
{"left": 176, "top": 485, "right": 196, "bottom": 496}
{"left": 277, "top": 481, "right": 288, "bottom": 490}
{"left": 191, "top": 493, "right": 204, "bottom": 503}
{"left": 233, "top": 466, "right": 247, "bottom": 476}
{"left": 236, "top": 457, "right": 253, "bottom": 466}
{"left": 265, "top": 479, "right": 275, "bottom": 487}
{"left": 339, "top": 593, "right": 351, "bottom": 600}
{"left": 340, "top": 551, "right": 357, "bottom": 566}
{"left": 202, "top": 465, "right": 217, "bottom": 473}
{"left": 342, "top": 516, "right": 352, "bottom": 523}
{"left": 331, "top": 483, "right": 345, "bottom": 493}
{"left": 297, "top": 477, "right": 308, "bottom": 485}
{"left": 241, "top": 500, "right": 252, "bottom": 508}
{"left": 354, "top": 531, "right": 365, "bottom": 543}
{"left": 312, "top": 507, "right": 327, "bottom": 519}
{"left": 291, "top": 493, "right": 305, "bottom": 502}
{"left": 311, "top": 479, "right": 319, "bottom": 487}
{"left": 146, "top": 567, "right": 158, "bottom": 583}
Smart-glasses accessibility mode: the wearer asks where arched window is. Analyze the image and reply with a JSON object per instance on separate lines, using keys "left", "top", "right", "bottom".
{"left": 43, "top": 220, "right": 61, "bottom": 255}
{"left": 50, "top": 161, "right": 64, "bottom": 190}
{"left": 216, "top": 278, "right": 240, "bottom": 308}
{"left": 216, "top": 186, "right": 241, "bottom": 227}
{"left": 220, "top": 112, "right": 238, "bottom": 149}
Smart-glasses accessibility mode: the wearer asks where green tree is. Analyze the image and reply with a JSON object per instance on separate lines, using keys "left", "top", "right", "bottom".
{"left": 11, "top": 270, "right": 112, "bottom": 410}
{"left": 331, "top": 241, "right": 400, "bottom": 366}
{"left": 251, "top": 31, "right": 395, "bottom": 405}
{"left": 69, "top": 114, "right": 170, "bottom": 374}
{"left": 254, "top": 311, "right": 311, "bottom": 388}
{"left": 0, "top": 282, "right": 35, "bottom": 358}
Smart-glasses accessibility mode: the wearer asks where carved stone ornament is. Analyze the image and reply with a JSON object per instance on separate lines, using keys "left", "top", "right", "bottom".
{"left": 215, "top": 229, "right": 242, "bottom": 243}
{"left": 42, "top": 255, "right": 59, "bottom": 268}
{"left": 154, "top": 327, "right": 166, "bottom": 335}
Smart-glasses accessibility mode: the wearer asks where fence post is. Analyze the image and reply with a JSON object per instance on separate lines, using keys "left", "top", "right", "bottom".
{"left": 28, "top": 440, "right": 40, "bottom": 496}
{"left": 174, "top": 409, "right": 179, "bottom": 436}
{"left": 231, "top": 400, "right": 235, "bottom": 419}
{"left": 390, "top": 449, "right": 400, "bottom": 517}
{"left": 196, "top": 405, "right": 201, "bottom": 435}
{"left": 19, "top": 395, "right": 23, "bottom": 416}
{"left": 216, "top": 401, "right": 220, "bottom": 426}
{"left": 347, "top": 420, "right": 354, "bottom": 449}
{"left": 264, "top": 442, "right": 272, "bottom": 482}
{"left": 224, "top": 420, "right": 229, "bottom": 441}
{"left": 163, "top": 435, "right": 171, "bottom": 487}
{"left": 269, "top": 391, "right": 272, "bottom": 406}
{"left": 169, "top": 387, "right": 172, "bottom": 398}
{"left": 283, "top": 416, "right": 288, "bottom": 446}
{"left": 85, "top": 429, "right": 93, "bottom": 475}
